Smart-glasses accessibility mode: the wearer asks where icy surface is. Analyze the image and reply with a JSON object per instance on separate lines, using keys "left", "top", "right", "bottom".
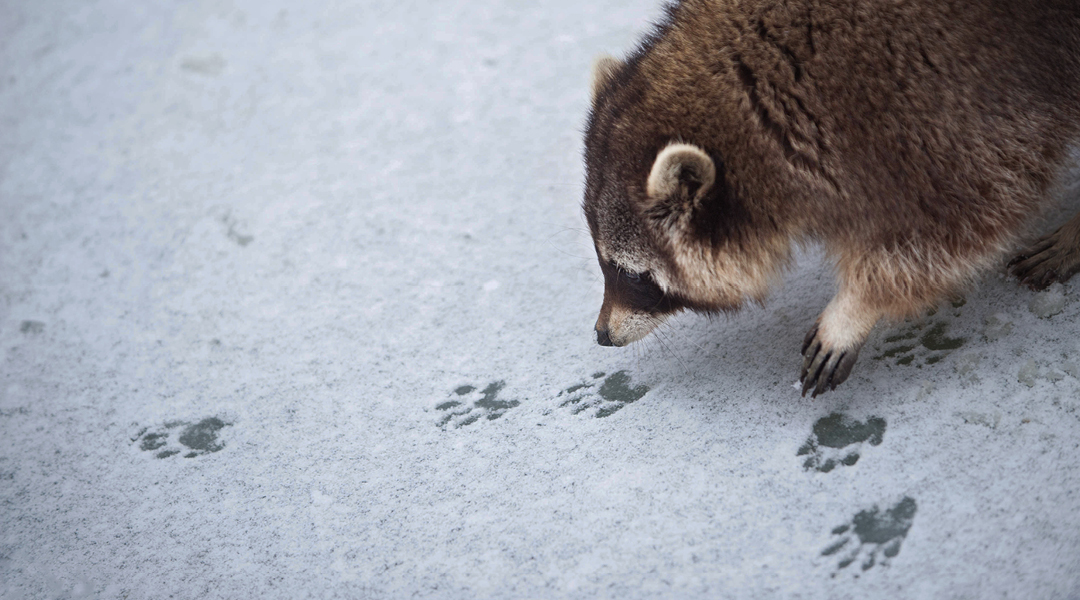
{"left": 2, "top": 0, "right": 1080, "bottom": 598}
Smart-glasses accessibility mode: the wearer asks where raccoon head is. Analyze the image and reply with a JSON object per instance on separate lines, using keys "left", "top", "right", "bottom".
{"left": 587, "top": 142, "right": 721, "bottom": 346}
{"left": 583, "top": 54, "right": 788, "bottom": 347}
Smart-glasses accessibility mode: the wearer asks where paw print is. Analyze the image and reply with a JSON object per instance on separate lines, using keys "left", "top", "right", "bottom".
{"left": 798, "top": 412, "right": 886, "bottom": 472}
{"left": 436, "top": 381, "right": 519, "bottom": 429}
{"left": 219, "top": 210, "right": 253, "bottom": 246}
{"left": 557, "top": 371, "right": 649, "bottom": 418}
{"left": 19, "top": 320, "right": 45, "bottom": 335}
{"left": 873, "top": 318, "right": 965, "bottom": 367}
{"left": 822, "top": 497, "right": 917, "bottom": 571}
{"left": 133, "top": 417, "right": 230, "bottom": 458}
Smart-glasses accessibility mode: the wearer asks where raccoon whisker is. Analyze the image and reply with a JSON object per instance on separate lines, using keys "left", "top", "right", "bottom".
{"left": 650, "top": 323, "right": 692, "bottom": 376}
{"left": 656, "top": 319, "right": 699, "bottom": 371}
{"left": 545, "top": 230, "right": 595, "bottom": 261}
{"left": 662, "top": 319, "right": 709, "bottom": 355}
{"left": 548, "top": 245, "right": 595, "bottom": 261}
{"left": 550, "top": 225, "right": 591, "bottom": 237}
{"left": 643, "top": 315, "right": 681, "bottom": 356}
{"left": 644, "top": 331, "right": 663, "bottom": 359}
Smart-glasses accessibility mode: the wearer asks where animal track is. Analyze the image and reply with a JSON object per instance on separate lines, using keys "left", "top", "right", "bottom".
{"left": 218, "top": 210, "right": 253, "bottom": 246}
{"left": 133, "top": 417, "right": 231, "bottom": 458}
{"left": 822, "top": 497, "right": 917, "bottom": 571}
{"left": 19, "top": 320, "right": 44, "bottom": 335}
{"left": 435, "top": 371, "right": 650, "bottom": 428}
{"left": 873, "top": 316, "right": 965, "bottom": 367}
{"left": 557, "top": 371, "right": 649, "bottom": 418}
{"left": 798, "top": 413, "right": 886, "bottom": 472}
{"left": 436, "top": 381, "right": 519, "bottom": 428}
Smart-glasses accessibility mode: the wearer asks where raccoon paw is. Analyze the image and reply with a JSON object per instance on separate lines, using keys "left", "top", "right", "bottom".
{"left": 1009, "top": 229, "right": 1080, "bottom": 291}
{"left": 800, "top": 324, "right": 862, "bottom": 398}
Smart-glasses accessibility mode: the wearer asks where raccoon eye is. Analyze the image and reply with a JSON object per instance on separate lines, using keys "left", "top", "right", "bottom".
{"left": 625, "top": 271, "right": 643, "bottom": 283}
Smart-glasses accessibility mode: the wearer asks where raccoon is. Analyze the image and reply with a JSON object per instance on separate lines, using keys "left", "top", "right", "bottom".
{"left": 583, "top": 0, "right": 1080, "bottom": 396}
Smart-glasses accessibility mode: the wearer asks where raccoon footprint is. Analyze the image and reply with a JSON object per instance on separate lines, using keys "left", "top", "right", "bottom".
{"left": 436, "top": 381, "right": 519, "bottom": 429}
{"left": 19, "top": 320, "right": 45, "bottom": 335}
{"left": 133, "top": 417, "right": 230, "bottom": 458}
{"left": 798, "top": 413, "right": 885, "bottom": 472}
{"left": 219, "top": 210, "right": 253, "bottom": 246}
{"left": 557, "top": 371, "right": 649, "bottom": 418}
{"left": 822, "top": 497, "right": 917, "bottom": 572}
{"left": 873, "top": 319, "right": 965, "bottom": 367}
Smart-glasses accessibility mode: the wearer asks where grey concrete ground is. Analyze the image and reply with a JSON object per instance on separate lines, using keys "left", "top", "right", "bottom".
{"left": 2, "top": 0, "right": 1080, "bottom": 598}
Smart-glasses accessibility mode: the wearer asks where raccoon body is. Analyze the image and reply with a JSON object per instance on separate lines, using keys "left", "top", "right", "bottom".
{"left": 583, "top": 0, "right": 1080, "bottom": 396}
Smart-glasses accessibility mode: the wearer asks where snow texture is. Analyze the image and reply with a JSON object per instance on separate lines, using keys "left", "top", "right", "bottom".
{"left": 2, "top": 0, "right": 1080, "bottom": 598}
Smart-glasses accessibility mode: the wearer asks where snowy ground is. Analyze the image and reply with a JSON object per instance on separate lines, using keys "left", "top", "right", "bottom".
{"left": 2, "top": 0, "right": 1080, "bottom": 598}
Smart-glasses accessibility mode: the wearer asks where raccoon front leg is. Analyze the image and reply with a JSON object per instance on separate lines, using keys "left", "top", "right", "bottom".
{"left": 1009, "top": 212, "right": 1080, "bottom": 291}
{"left": 800, "top": 287, "right": 882, "bottom": 397}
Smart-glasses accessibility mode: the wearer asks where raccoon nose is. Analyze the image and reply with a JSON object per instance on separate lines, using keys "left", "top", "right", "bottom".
{"left": 596, "top": 325, "right": 614, "bottom": 347}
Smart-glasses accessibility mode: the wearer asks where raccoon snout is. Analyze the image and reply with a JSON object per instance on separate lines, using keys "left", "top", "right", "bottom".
{"left": 596, "top": 312, "right": 657, "bottom": 346}
{"left": 596, "top": 325, "right": 614, "bottom": 347}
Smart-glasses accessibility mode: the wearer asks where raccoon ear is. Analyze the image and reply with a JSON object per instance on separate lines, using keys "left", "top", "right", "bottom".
{"left": 590, "top": 54, "right": 623, "bottom": 100}
{"left": 646, "top": 143, "right": 716, "bottom": 204}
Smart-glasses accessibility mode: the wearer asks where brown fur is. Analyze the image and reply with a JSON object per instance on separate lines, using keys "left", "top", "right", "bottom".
{"left": 583, "top": 0, "right": 1080, "bottom": 395}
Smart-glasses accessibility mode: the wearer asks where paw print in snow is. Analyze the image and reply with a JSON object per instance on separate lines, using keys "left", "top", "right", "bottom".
{"left": 133, "top": 417, "right": 230, "bottom": 458}
{"left": 436, "top": 381, "right": 519, "bottom": 428}
{"left": 219, "top": 210, "right": 253, "bottom": 246}
{"left": 822, "top": 497, "right": 917, "bottom": 571}
{"left": 798, "top": 413, "right": 885, "bottom": 472}
{"left": 20, "top": 320, "right": 45, "bottom": 335}
{"left": 558, "top": 371, "right": 649, "bottom": 418}
{"left": 873, "top": 318, "right": 965, "bottom": 367}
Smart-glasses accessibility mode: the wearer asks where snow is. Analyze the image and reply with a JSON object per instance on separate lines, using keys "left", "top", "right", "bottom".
{"left": 2, "top": 0, "right": 1080, "bottom": 598}
{"left": 1030, "top": 283, "right": 1068, "bottom": 320}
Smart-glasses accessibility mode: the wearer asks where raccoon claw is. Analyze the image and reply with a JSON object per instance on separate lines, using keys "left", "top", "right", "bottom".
{"left": 800, "top": 327, "right": 861, "bottom": 398}
{"left": 1009, "top": 230, "right": 1080, "bottom": 291}
{"left": 1007, "top": 237, "right": 1055, "bottom": 267}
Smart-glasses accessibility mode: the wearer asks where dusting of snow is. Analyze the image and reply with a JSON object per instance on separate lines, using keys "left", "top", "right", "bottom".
{"left": 1, "top": 0, "right": 1080, "bottom": 598}
{"left": 1029, "top": 283, "right": 1067, "bottom": 319}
